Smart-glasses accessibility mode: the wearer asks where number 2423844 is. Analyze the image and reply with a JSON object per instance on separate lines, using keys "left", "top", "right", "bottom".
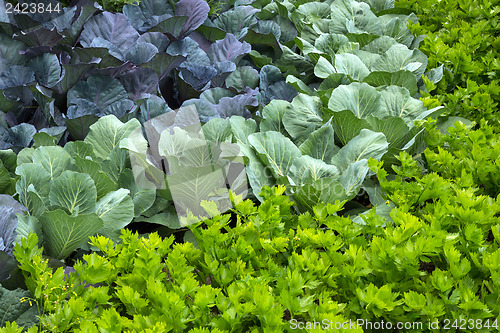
{"left": 5, "top": 2, "right": 61, "bottom": 14}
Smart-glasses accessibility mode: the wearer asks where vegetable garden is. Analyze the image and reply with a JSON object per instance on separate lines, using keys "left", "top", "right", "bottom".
{"left": 0, "top": 0, "right": 498, "bottom": 331}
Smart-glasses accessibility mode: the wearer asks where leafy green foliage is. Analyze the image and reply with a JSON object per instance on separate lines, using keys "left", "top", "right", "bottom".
{"left": 1, "top": 0, "right": 499, "bottom": 331}
{"left": 258, "top": 0, "right": 427, "bottom": 89}
{"left": 396, "top": 0, "right": 500, "bottom": 127}
{"left": 226, "top": 106, "right": 389, "bottom": 211}
{"left": 0, "top": 0, "right": 296, "bottom": 148}
{"left": 251, "top": 0, "right": 442, "bottom": 170}
{"left": 423, "top": 119, "right": 500, "bottom": 197}
{"left": 9, "top": 116, "right": 160, "bottom": 259}
{"left": 96, "top": 0, "right": 139, "bottom": 12}
{"left": 4, "top": 183, "right": 500, "bottom": 332}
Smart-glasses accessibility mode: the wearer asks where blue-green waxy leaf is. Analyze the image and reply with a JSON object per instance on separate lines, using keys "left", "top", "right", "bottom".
{"left": 41, "top": 5, "right": 78, "bottom": 33}
{"left": 338, "top": 41, "right": 360, "bottom": 53}
{"left": 95, "top": 189, "right": 134, "bottom": 238}
{"left": 327, "top": 110, "right": 371, "bottom": 145}
{"left": 125, "top": 42, "right": 159, "bottom": 65}
{"left": 229, "top": 116, "right": 257, "bottom": 146}
{"left": 65, "top": 112, "right": 99, "bottom": 141}
{"left": 211, "top": 61, "right": 237, "bottom": 87}
{"left": 226, "top": 101, "right": 268, "bottom": 204}
{"left": 248, "top": 131, "right": 302, "bottom": 179}
{"left": 0, "top": 65, "right": 35, "bottom": 89}
{"left": 330, "top": 0, "right": 383, "bottom": 35}
{"left": 296, "top": 2, "right": 331, "bottom": 20}
{"left": 181, "top": 99, "right": 219, "bottom": 122}
{"left": 40, "top": 210, "right": 103, "bottom": 259}
{"left": 174, "top": 0, "right": 210, "bottom": 38}
{"left": 16, "top": 163, "right": 52, "bottom": 208}
{"left": 0, "top": 201, "right": 23, "bottom": 254}
{"left": 0, "top": 252, "right": 18, "bottom": 283}
{"left": 118, "top": 169, "right": 156, "bottom": 217}
{"left": 67, "top": 75, "right": 132, "bottom": 116}
{"left": 119, "top": 68, "right": 160, "bottom": 102}
{"left": 361, "top": 0, "right": 395, "bottom": 12}
{"left": 225, "top": 66, "right": 259, "bottom": 92}
{"left": 384, "top": 17, "right": 414, "bottom": 47}
{"left": 34, "top": 127, "right": 65, "bottom": 147}
{"left": 258, "top": 65, "right": 298, "bottom": 104}
{"left": 286, "top": 75, "right": 314, "bottom": 95}
{"left": 80, "top": 12, "right": 140, "bottom": 51}
{"left": 136, "top": 95, "right": 172, "bottom": 124}
{"left": 15, "top": 214, "right": 42, "bottom": 246}
{"left": 362, "top": 35, "right": 398, "bottom": 55}
{"left": 1, "top": 124, "right": 36, "bottom": 150}
{"left": 363, "top": 70, "right": 417, "bottom": 95}
{"left": 0, "top": 33, "right": 27, "bottom": 66}
{"left": 328, "top": 82, "right": 381, "bottom": 118}
{"left": 101, "top": 147, "right": 128, "bottom": 184}
{"left": 123, "top": 0, "right": 174, "bottom": 32}
{"left": 207, "top": 33, "right": 251, "bottom": 63}
{"left": 299, "top": 120, "right": 339, "bottom": 162}
{"left": 244, "top": 21, "right": 282, "bottom": 56}
{"left": 28, "top": 53, "right": 62, "bottom": 88}
{"left": 85, "top": 116, "right": 141, "bottom": 161}
{"left": 334, "top": 53, "right": 370, "bottom": 80}
{"left": 353, "top": 49, "right": 382, "bottom": 70}
{"left": 179, "top": 63, "right": 217, "bottom": 90}
{"left": 345, "top": 33, "right": 379, "bottom": 48}
{"left": 260, "top": 100, "right": 288, "bottom": 134}
{"left": 246, "top": 158, "right": 274, "bottom": 202}
{"left": 339, "top": 159, "right": 369, "bottom": 196}
{"left": 365, "top": 116, "right": 409, "bottom": 149}
{"left": 120, "top": 126, "right": 166, "bottom": 191}
{"left": 73, "top": 156, "right": 117, "bottom": 200}
{"left": 315, "top": 33, "right": 350, "bottom": 57}
{"left": 32, "top": 146, "right": 72, "bottom": 179}
{"left": 137, "top": 32, "right": 170, "bottom": 53}
{"left": 200, "top": 87, "right": 235, "bottom": 104}
{"left": 283, "top": 94, "right": 323, "bottom": 145}
{"left": 259, "top": 65, "right": 284, "bottom": 90}
{"left": 379, "top": 86, "right": 427, "bottom": 125}
{"left": 213, "top": 5, "right": 259, "bottom": 40}
{"left": 166, "top": 165, "right": 230, "bottom": 222}
{"left": 63, "top": 141, "right": 96, "bottom": 159}
{"left": 143, "top": 52, "right": 186, "bottom": 80}
{"left": 425, "top": 64, "right": 444, "bottom": 84}
{"left": 289, "top": 155, "right": 339, "bottom": 185}
{"left": 25, "top": 186, "right": 45, "bottom": 218}
{"left": 49, "top": 171, "right": 97, "bottom": 215}
{"left": 60, "top": 3, "right": 100, "bottom": 46}
{"left": 0, "top": 285, "right": 39, "bottom": 327}
{"left": 293, "top": 177, "right": 347, "bottom": 213}
{"left": 319, "top": 73, "right": 351, "bottom": 91}
{"left": 17, "top": 148, "right": 35, "bottom": 166}
{"left": 147, "top": 15, "right": 188, "bottom": 36}
{"left": 167, "top": 37, "right": 210, "bottom": 65}
{"left": 134, "top": 210, "right": 181, "bottom": 228}
{"left": 315, "top": 56, "right": 337, "bottom": 79}
{"left": 203, "top": 118, "right": 232, "bottom": 143}
{"left": 28, "top": 133, "right": 56, "bottom": 149}
{"left": 371, "top": 44, "right": 427, "bottom": 78}
{"left": 331, "top": 129, "right": 388, "bottom": 171}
